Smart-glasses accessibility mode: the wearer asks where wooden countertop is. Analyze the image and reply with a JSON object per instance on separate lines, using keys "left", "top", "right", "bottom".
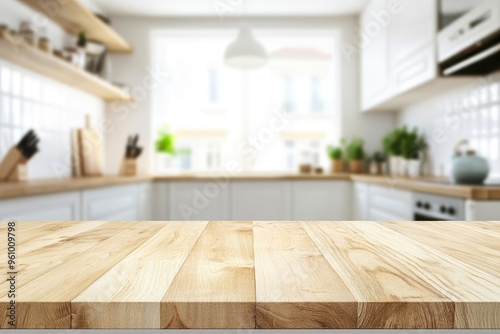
{"left": 350, "top": 174, "right": 500, "bottom": 200}
{"left": 0, "top": 176, "right": 154, "bottom": 200}
{"left": 1, "top": 173, "right": 499, "bottom": 200}
{"left": 1, "top": 220, "right": 499, "bottom": 329}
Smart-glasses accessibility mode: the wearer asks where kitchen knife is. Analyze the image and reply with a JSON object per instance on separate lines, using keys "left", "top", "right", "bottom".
{"left": 133, "top": 147, "right": 143, "bottom": 159}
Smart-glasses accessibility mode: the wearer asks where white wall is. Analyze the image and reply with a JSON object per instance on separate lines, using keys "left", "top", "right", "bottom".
{"left": 0, "top": 0, "right": 105, "bottom": 180}
{"left": 399, "top": 72, "right": 500, "bottom": 178}
{"left": 106, "top": 16, "right": 397, "bottom": 174}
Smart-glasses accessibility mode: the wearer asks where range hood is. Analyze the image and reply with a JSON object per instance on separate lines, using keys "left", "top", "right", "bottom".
{"left": 438, "top": 0, "right": 500, "bottom": 76}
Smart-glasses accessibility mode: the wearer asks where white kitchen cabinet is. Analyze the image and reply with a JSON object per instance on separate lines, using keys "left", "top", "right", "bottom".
{"left": 361, "top": 0, "right": 439, "bottom": 112}
{"left": 231, "top": 181, "right": 292, "bottom": 220}
{"left": 81, "top": 184, "right": 139, "bottom": 221}
{"left": 368, "top": 184, "right": 412, "bottom": 221}
{"left": 292, "top": 181, "right": 352, "bottom": 220}
{"left": 389, "top": 0, "right": 437, "bottom": 94}
{"left": 167, "top": 181, "right": 230, "bottom": 221}
{"left": 0, "top": 191, "right": 81, "bottom": 221}
{"left": 465, "top": 200, "right": 500, "bottom": 220}
{"left": 137, "top": 182, "right": 153, "bottom": 220}
{"left": 353, "top": 182, "right": 370, "bottom": 220}
{"left": 360, "top": 0, "right": 392, "bottom": 111}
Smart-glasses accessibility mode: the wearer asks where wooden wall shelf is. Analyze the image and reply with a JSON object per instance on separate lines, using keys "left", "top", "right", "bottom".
{"left": 19, "top": 0, "right": 132, "bottom": 53}
{"left": 0, "top": 31, "right": 131, "bottom": 101}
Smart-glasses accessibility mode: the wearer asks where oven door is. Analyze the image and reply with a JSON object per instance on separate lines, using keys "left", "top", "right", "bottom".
{"left": 414, "top": 212, "right": 451, "bottom": 221}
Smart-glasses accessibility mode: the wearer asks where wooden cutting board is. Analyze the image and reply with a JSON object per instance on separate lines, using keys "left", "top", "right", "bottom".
{"left": 78, "top": 115, "right": 103, "bottom": 177}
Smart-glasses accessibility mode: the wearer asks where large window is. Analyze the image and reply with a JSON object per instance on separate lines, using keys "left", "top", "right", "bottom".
{"left": 152, "top": 31, "right": 340, "bottom": 173}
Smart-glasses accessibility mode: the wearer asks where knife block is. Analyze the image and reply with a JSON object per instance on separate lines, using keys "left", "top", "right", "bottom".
{"left": 8, "top": 162, "right": 28, "bottom": 182}
{"left": 0, "top": 147, "right": 29, "bottom": 182}
{"left": 119, "top": 158, "right": 137, "bottom": 177}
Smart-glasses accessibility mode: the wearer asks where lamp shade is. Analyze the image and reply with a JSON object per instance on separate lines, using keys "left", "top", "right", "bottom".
{"left": 224, "top": 26, "right": 267, "bottom": 69}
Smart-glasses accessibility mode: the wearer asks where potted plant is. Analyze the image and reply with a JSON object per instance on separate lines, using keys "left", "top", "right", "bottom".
{"left": 369, "top": 152, "right": 386, "bottom": 175}
{"left": 155, "top": 128, "right": 177, "bottom": 172}
{"left": 346, "top": 138, "right": 365, "bottom": 173}
{"left": 383, "top": 126, "right": 406, "bottom": 176}
{"left": 401, "top": 128, "right": 427, "bottom": 177}
{"left": 327, "top": 139, "right": 345, "bottom": 173}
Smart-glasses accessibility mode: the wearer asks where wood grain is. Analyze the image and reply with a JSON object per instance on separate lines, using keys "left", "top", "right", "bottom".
{"left": 72, "top": 221, "right": 208, "bottom": 329}
{"left": 0, "top": 221, "right": 498, "bottom": 329}
{"left": 381, "top": 221, "right": 500, "bottom": 278}
{"left": 356, "top": 221, "right": 500, "bottom": 329}
{"left": 253, "top": 222, "right": 357, "bottom": 329}
{"left": 0, "top": 222, "right": 164, "bottom": 328}
{"left": 162, "top": 221, "right": 255, "bottom": 329}
{"left": 302, "top": 221, "right": 454, "bottom": 329}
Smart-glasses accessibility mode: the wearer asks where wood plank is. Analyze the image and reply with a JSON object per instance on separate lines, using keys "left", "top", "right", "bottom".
{"left": 161, "top": 221, "right": 255, "bottom": 329}
{"left": 72, "top": 221, "right": 208, "bottom": 329}
{"left": 454, "top": 221, "right": 500, "bottom": 236}
{"left": 381, "top": 221, "right": 500, "bottom": 278}
{"left": 0, "top": 31, "right": 131, "bottom": 101}
{"left": 19, "top": 0, "right": 132, "bottom": 52}
{"left": 302, "top": 221, "right": 454, "bottom": 329}
{"left": 0, "top": 222, "right": 128, "bottom": 295}
{"left": 252, "top": 222, "right": 357, "bottom": 329}
{"left": 0, "top": 222, "right": 164, "bottom": 329}
{"left": 351, "top": 221, "right": 500, "bottom": 329}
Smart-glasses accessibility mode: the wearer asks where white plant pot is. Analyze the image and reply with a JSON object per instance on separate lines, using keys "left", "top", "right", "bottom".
{"left": 156, "top": 154, "right": 178, "bottom": 174}
{"left": 407, "top": 159, "right": 422, "bottom": 178}
{"left": 389, "top": 156, "right": 402, "bottom": 176}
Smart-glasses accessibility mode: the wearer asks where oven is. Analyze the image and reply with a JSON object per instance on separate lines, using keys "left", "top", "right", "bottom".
{"left": 413, "top": 192, "right": 465, "bottom": 221}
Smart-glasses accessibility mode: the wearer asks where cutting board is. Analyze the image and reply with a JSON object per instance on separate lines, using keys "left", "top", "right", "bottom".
{"left": 78, "top": 115, "right": 103, "bottom": 177}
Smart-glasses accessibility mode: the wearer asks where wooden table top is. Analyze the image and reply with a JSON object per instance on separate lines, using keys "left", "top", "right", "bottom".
{"left": 0, "top": 220, "right": 499, "bottom": 329}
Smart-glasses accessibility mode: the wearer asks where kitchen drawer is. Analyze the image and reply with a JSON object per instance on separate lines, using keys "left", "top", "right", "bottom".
{"left": 82, "top": 185, "right": 139, "bottom": 220}
{"left": 167, "top": 181, "right": 230, "bottom": 220}
{"left": 353, "top": 182, "right": 369, "bottom": 220}
{"left": 368, "top": 185, "right": 412, "bottom": 221}
{"left": 292, "top": 181, "right": 352, "bottom": 220}
{"left": 0, "top": 191, "right": 81, "bottom": 221}
{"left": 231, "top": 181, "right": 292, "bottom": 220}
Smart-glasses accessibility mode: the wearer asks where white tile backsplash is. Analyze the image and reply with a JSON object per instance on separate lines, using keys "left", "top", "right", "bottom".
{"left": 0, "top": 60, "right": 104, "bottom": 180}
{"left": 399, "top": 72, "right": 500, "bottom": 179}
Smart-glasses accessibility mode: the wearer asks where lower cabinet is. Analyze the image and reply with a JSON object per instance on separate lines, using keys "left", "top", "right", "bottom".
{"left": 160, "top": 180, "right": 352, "bottom": 221}
{"left": 231, "top": 181, "right": 292, "bottom": 221}
{"left": 368, "top": 184, "right": 413, "bottom": 221}
{"left": 0, "top": 182, "right": 154, "bottom": 222}
{"left": 167, "top": 181, "right": 230, "bottom": 221}
{"left": 293, "top": 181, "right": 352, "bottom": 220}
{"left": 0, "top": 191, "right": 81, "bottom": 221}
{"left": 353, "top": 182, "right": 369, "bottom": 220}
{"left": 82, "top": 184, "right": 139, "bottom": 221}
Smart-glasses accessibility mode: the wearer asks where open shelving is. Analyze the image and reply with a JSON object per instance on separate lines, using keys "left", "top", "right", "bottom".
{"left": 19, "top": 0, "right": 132, "bottom": 53}
{"left": 0, "top": 30, "right": 131, "bottom": 101}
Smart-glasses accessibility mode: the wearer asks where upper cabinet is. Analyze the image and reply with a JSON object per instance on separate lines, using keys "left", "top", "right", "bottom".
{"left": 360, "top": 0, "right": 473, "bottom": 112}
{"left": 360, "top": 0, "right": 393, "bottom": 110}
